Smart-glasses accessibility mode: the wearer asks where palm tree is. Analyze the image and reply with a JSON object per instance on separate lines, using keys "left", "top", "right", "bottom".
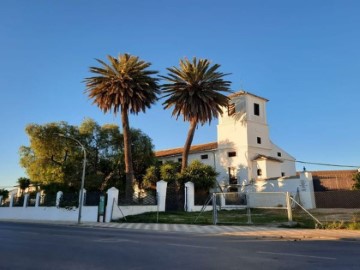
{"left": 161, "top": 57, "right": 232, "bottom": 171}
{"left": 85, "top": 54, "right": 160, "bottom": 200}
{"left": 17, "top": 177, "right": 31, "bottom": 195}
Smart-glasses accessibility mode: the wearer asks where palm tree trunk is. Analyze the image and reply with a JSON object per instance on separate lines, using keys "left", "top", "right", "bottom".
{"left": 121, "top": 107, "right": 135, "bottom": 201}
{"left": 181, "top": 118, "right": 197, "bottom": 172}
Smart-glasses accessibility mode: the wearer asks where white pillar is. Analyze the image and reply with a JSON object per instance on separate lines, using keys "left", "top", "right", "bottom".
{"left": 35, "top": 192, "right": 41, "bottom": 207}
{"left": 56, "top": 191, "right": 63, "bottom": 207}
{"left": 106, "top": 187, "right": 119, "bottom": 222}
{"left": 184, "top": 182, "right": 195, "bottom": 212}
{"left": 23, "top": 193, "right": 29, "bottom": 207}
{"left": 286, "top": 192, "right": 293, "bottom": 223}
{"left": 156, "top": 180, "right": 167, "bottom": 212}
{"left": 9, "top": 194, "right": 14, "bottom": 207}
{"left": 298, "top": 172, "right": 316, "bottom": 209}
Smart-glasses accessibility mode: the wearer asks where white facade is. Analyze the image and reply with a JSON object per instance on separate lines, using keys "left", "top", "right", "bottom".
{"left": 156, "top": 91, "right": 296, "bottom": 187}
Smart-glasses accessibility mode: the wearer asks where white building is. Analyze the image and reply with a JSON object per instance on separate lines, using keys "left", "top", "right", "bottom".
{"left": 155, "top": 91, "right": 297, "bottom": 188}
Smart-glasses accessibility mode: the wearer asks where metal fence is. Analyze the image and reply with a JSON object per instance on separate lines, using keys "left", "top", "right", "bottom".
{"left": 12, "top": 196, "right": 24, "bottom": 207}
{"left": 194, "top": 190, "right": 210, "bottom": 206}
{"left": 85, "top": 191, "right": 102, "bottom": 206}
{"left": 314, "top": 191, "right": 360, "bottom": 208}
{"left": 28, "top": 193, "right": 37, "bottom": 207}
{"left": 59, "top": 193, "right": 79, "bottom": 208}
{"left": 118, "top": 188, "right": 157, "bottom": 206}
{"left": 40, "top": 194, "right": 57, "bottom": 206}
{"left": 209, "top": 192, "right": 289, "bottom": 225}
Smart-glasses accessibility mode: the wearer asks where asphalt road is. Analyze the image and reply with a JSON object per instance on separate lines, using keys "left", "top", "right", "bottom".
{"left": 0, "top": 221, "right": 359, "bottom": 270}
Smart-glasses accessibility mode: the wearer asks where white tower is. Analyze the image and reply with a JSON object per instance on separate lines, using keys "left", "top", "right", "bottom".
{"left": 216, "top": 91, "right": 296, "bottom": 185}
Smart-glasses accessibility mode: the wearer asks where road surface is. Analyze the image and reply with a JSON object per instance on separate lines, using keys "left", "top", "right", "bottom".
{"left": 0, "top": 221, "right": 358, "bottom": 269}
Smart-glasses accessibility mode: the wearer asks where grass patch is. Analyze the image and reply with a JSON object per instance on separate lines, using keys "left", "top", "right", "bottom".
{"left": 319, "top": 216, "right": 360, "bottom": 230}
{"left": 114, "top": 208, "right": 320, "bottom": 228}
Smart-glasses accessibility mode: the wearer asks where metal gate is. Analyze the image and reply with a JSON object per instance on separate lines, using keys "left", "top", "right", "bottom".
{"left": 165, "top": 181, "right": 184, "bottom": 211}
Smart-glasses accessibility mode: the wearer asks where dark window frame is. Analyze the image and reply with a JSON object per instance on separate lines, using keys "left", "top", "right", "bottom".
{"left": 201, "top": 154, "right": 208, "bottom": 160}
{"left": 228, "top": 151, "right": 236, "bottom": 157}
{"left": 254, "top": 103, "right": 260, "bottom": 116}
{"left": 228, "top": 167, "right": 237, "bottom": 185}
{"left": 257, "top": 137, "right": 262, "bottom": 144}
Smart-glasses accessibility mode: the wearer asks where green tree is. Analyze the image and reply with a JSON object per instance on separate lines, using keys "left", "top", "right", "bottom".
{"left": 17, "top": 177, "right": 31, "bottom": 195}
{"left": 178, "top": 160, "right": 218, "bottom": 190}
{"left": 143, "top": 161, "right": 181, "bottom": 187}
{"left": 143, "top": 165, "right": 159, "bottom": 189}
{"left": 161, "top": 57, "right": 231, "bottom": 171}
{"left": 160, "top": 161, "right": 181, "bottom": 182}
{"left": 0, "top": 189, "right": 9, "bottom": 200}
{"left": 144, "top": 160, "right": 217, "bottom": 191}
{"left": 20, "top": 119, "right": 156, "bottom": 193}
{"left": 352, "top": 172, "right": 360, "bottom": 190}
{"left": 85, "top": 54, "right": 160, "bottom": 200}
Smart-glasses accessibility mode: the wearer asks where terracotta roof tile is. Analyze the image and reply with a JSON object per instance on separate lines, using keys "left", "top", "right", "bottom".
{"left": 310, "top": 170, "right": 357, "bottom": 190}
{"left": 228, "top": 90, "right": 269, "bottom": 102}
{"left": 155, "top": 142, "right": 218, "bottom": 158}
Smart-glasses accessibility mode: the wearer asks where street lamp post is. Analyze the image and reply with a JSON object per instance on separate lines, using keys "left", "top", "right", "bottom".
{"left": 58, "top": 134, "right": 86, "bottom": 224}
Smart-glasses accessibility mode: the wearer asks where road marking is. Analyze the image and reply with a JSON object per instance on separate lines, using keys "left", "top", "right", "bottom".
{"left": 226, "top": 239, "right": 287, "bottom": 243}
{"left": 257, "top": 251, "right": 336, "bottom": 260}
{"left": 94, "top": 238, "right": 139, "bottom": 243}
{"left": 19, "top": 231, "right": 40, "bottom": 236}
{"left": 167, "top": 243, "right": 217, "bottom": 250}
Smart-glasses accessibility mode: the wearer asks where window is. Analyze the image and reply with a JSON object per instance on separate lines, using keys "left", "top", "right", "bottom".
{"left": 228, "top": 167, "right": 237, "bottom": 185}
{"left": 178, "top": 158, "right": 182, "bottom": 163}
{"left": 228, "top": 103, "right": 236, "bottom": 116}
{"left": 257, "top": 169, "right": 262, "bottom": 176}
{"left": 254, "top": 103, "right": 260, "bottom": 116}
{"left": 277, "top": 152, "right": 282, "bottom": 157}
{"left": 281, "top": 172, "right": 285, "bottom": 177}
{"left": 228, "top": 151, "right": 236, "bottom": 157}
{"left": 201, "top": 154, "right": 208, "bottom": 160}
{"left": 158, "top": 160, "right": 163, "bottom": 165}
{"left": 257, "top": 137, "right": 261, "bottom": 144}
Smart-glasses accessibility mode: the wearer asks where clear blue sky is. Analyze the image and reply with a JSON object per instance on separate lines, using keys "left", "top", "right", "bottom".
{"left": 1, "top": 0, "right": 359, "bottom": 188}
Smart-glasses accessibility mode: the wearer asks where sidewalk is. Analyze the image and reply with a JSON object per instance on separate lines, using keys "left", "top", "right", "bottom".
{"left": 82, "top": 222, "right": 360, "bottom": 241}
{"left": 2, "top": 219, "right": 360, "bottom": 241}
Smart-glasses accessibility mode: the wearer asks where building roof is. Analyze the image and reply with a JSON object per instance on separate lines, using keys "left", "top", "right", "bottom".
{"left": 310, "top": 170, "right": 357, "bottom": 191}
{"left": 155, "top": 142, "right": 218, "bottom": 158}
{"left": 252, "top": 154, "right": 283, "bottom": 163}
{"left": 228, "top": 90, "right": 269, "bottom": 102}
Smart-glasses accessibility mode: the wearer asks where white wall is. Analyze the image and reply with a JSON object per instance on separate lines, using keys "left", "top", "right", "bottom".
{"left": 270, "top": 143, "right": 296, "bottom": 177}
{"left": 0, "top": 206, "right": 98, "bottom": 222}
{"left": 0, "top": 183, "right": 167, "bottom": 223}
{"left": 247, "top": 192, "right": 287, "bottom": 208}
{"left": 111, "top": 205, "right": 158, "bottom": 220}
{"left": 159, "top": 151, "right": 216, "bottom": 168}
{"left": 251, "top": 172, "right": 316, "bottom": 209}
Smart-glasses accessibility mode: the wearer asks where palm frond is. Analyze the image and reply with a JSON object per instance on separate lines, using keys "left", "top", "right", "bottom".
{"left": 84, "top": 54, "right": 160, "bottom": 115}
{"left": 161, "top": 57, "right": 232, "bottom": 125}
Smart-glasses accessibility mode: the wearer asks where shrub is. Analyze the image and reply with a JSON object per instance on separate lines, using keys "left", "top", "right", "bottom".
{"left": 179, "top": 160, "right": 218, "bottom": 190}
{"left": 160, "top": 161, "right": 181, "bottom": 182}
{"left": 352, "top": 172, "right": 360, "bottom": 190}
{"left": 0, "top": 189, "right": 9, "bottom": 200}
